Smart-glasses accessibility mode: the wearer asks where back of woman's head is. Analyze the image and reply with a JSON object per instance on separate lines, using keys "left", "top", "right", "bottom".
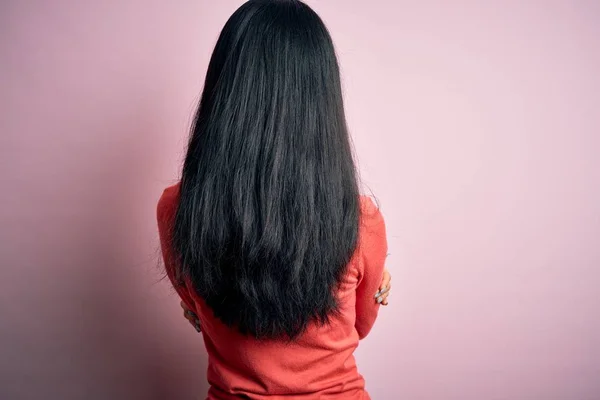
{"left": 173, "top": 0, "right": 360, "bottom": 339}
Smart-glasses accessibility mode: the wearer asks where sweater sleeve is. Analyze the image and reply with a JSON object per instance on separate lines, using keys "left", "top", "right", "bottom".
{"left": 156, "top": 184, "right": 197, "bottom": 313}
{"left": 354, "top": 197, "right": 388, "bottom": 339}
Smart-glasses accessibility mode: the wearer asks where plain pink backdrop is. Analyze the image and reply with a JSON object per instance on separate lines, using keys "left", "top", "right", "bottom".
{"left": 1, "top": 1, "right": 599, "bottom": 399}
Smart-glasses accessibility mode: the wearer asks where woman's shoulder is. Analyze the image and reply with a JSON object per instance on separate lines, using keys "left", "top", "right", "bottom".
{"left": 357, "top": 195, "right": 386, "bottom": 258}
{"left": 356, "top": 195, "right": 387, "bottom": 274}
{"left": 358, "top": 195, "right": 384, "bottom": 227}
{"left": 157, "top": 182, "right": 181, "bottom": 223}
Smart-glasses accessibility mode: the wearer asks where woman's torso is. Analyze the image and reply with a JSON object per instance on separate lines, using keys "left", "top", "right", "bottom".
{"left": 158, "top": 183, "right": 383, "bottom": 400}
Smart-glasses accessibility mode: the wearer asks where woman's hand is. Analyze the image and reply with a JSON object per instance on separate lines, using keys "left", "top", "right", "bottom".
{"left": 181, "top": 301, "right": 201, "bottom": 332}
{"left": 375, "top": 269, "right": 391, "bottom": 306}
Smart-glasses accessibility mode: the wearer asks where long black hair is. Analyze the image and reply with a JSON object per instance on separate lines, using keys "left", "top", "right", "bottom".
{"left": 173, "top": 0, "right": 360, "bottom": 339}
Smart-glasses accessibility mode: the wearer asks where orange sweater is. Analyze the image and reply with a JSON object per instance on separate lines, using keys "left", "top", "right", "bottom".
{"left": 157, "top": 183, "right": 387, "bottom": 399}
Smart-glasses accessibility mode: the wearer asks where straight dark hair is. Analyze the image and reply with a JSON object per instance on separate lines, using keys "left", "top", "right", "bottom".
{"left": 173, "top": 0, "right": 360, "bottom": 339}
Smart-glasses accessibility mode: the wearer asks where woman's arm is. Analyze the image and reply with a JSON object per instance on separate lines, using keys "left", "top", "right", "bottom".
{"left": 157, "top": 185, "right": 198, "bottom": 315}
{"left": 354, "top": 198, "right": 388, "bottom": 339}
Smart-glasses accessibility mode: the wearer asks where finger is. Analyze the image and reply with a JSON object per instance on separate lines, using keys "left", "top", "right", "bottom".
{"left": 376, "top": 284, "right": 391, "bottom": 304}
{"left": 183, "top": 311, "right": 199, "bottom": 329}
{"left": 375, "top": 279, "right": 391, "bottom": 298}
{"left": 376, "top": 286, "right": 390, "bottom": 298}
{"left": 381, "top": 270, "right": 391, "bottom": 288}
{"left": 180, "top": 302, "right": 201, "bottom": 332}
{"left": 377, "top": 291, "right": 390, "bottom": 304}
{"left": 375, "top": 271, "right": 392, "bottom": 297}
{"left": 382, "top": 298, "right": 389, "bottom": 306}
{"left": 184, "top": 313, "right": 200, "bottom": 330}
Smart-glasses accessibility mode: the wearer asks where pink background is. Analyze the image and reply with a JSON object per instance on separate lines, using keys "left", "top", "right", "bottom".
{"left": 1, "top": 1, "right": 599, "bottom": 399}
